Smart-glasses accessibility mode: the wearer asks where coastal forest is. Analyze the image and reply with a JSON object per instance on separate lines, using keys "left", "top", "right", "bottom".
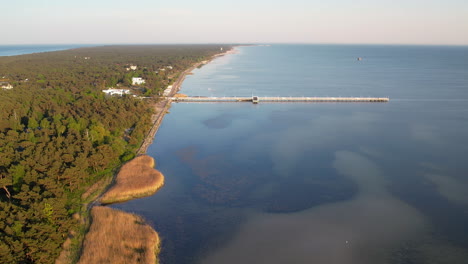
{"left": 0, "top": 45, "right": 230, "bottom": 263}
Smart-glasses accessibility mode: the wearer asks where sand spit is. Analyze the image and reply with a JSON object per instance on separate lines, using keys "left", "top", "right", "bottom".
{"left": 77, "top": 206, "right": 160, "bottom": 264}
{"left": 100, "top": 155, "right": 164, "bottom": 204}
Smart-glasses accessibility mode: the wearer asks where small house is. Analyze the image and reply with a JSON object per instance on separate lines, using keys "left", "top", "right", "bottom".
{"left": 126, "top": 65, "right": 138, "bottom": 71}
{"left": 0, "top": 82, "right": 13, "bottom": 89}
{"left": 132, "top": 77, "right": 146, "bottom": 85}
{"left": 102, "top": 88, "right": 131, "bottom": 96}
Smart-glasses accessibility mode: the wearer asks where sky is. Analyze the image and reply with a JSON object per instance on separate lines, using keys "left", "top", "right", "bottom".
{"left": 2, "top": 0, "right": 468, "bottom": 45}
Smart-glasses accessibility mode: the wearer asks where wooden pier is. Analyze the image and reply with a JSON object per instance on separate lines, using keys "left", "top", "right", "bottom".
{"left": 170, "top": 96, "right": 389, "bottom": 103}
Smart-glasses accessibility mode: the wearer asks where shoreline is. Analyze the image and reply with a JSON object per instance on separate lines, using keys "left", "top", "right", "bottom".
{"left": 137, "top": 46, "right": 237, "bottom": 154}
{"left": 75, "top": 47, "right": 237, "bottom": 263}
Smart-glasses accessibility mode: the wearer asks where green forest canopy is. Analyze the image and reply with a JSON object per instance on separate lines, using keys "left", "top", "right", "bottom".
{"left": 0, "top": 44, "right": 231, "bottom": 263}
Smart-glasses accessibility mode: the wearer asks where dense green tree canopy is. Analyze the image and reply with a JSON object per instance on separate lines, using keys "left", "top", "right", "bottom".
{"left": 0, "top": 44, "right": 231, "bottom": 263}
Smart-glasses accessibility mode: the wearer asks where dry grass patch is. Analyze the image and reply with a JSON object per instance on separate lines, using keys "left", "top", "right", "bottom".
{"left": 174, "top": 93, "right": 188, "bottom": 97}
{"left": 100, "top": 155, "right": 164, "bottom": 204}
{"left": 78, "top": 206, "right": 160, "bottom": 264}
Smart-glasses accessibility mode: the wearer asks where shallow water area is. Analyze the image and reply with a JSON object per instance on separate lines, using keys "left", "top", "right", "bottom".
{"left": 113, "top": 45, "right": 468, "bottom": 264}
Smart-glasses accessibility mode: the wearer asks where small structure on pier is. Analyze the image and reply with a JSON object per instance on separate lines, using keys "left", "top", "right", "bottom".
{"left": 252, "top": 96, "right": 259, "bottom": 104}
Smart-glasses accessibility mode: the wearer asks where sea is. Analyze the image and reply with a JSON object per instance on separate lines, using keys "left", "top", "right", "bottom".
{"left": 0, "top": 44, "right": 91, "bottom": 56}
{"left": 7, "top": 44, "right": 468, "bottom": 263}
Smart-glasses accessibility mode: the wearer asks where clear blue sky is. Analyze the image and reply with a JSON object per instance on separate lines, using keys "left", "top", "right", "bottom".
{"left": 3, "top": 0, "right": 468, "bottom": 45}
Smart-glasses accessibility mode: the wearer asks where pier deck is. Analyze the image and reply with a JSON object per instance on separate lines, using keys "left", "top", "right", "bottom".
{"left": 170, "top": 96, "right": 389, "bottom": 103}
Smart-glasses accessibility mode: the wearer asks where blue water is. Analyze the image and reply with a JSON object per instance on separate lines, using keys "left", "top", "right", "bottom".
{"left": 0, "top": 44, "right": 92, "bottom": 56}
{"left": 113, "top": 45, "right": 468, "bottom": 264}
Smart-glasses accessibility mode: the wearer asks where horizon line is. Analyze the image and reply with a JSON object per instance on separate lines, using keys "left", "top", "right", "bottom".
{"left": 1, "top": 42, "right": 468, "bottom": 47}
{"left": 0, "top": 41, "right": 468, "bottom": 47}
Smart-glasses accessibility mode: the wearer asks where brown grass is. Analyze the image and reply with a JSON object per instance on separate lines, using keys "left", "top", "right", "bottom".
{"left": 100, "top": 155, "right": 164, "bottom": 204}
{"left": 174, "top": 93, "right": 188, "bottom": 97}
{"left": 77, "top": 206, "right": 160, "bottom": 264}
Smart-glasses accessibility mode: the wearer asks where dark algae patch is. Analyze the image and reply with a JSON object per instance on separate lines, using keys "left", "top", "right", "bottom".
{"left": 202, "top": 113, "right": 237, "bottom": 129}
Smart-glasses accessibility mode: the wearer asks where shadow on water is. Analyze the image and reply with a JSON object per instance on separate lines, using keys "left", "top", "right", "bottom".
{"left": 202, "top": 113, "right": 237, "bottom": 129}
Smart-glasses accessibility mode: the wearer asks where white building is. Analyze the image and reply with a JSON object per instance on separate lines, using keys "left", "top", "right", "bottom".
{"left": 125, "top": 65, "right": 138, "bottom": 71}
{"left": 0, "top": 82, "right": 13, "bottom": 89}
{"left": 132, "top": 77, "right": 146, "bottom": 85}
{"left": 102, "top": 88, "right": 130, "bottom": 96}
{"left": 163, "top": 85, "right": 173, "bottom": 96}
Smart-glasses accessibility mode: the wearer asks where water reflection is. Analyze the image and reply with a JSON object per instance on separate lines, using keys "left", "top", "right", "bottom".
{"left": 202, "top": 151, "right": 429, "bottom": 264}
{"left": 267, "top": 110, "right": 379, "bottom": 177}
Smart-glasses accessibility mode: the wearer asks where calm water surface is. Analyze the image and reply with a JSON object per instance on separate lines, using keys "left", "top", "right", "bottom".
{"left": 113, "top": 45, "right": 468, "bottom": 264}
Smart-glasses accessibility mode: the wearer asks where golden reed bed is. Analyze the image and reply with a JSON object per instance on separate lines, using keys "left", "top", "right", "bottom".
{"left": 100, "top": 155, "right": 165, "bottom": 204}
{"left": 77, "top": 206, "right": 160, "bottom": 264}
